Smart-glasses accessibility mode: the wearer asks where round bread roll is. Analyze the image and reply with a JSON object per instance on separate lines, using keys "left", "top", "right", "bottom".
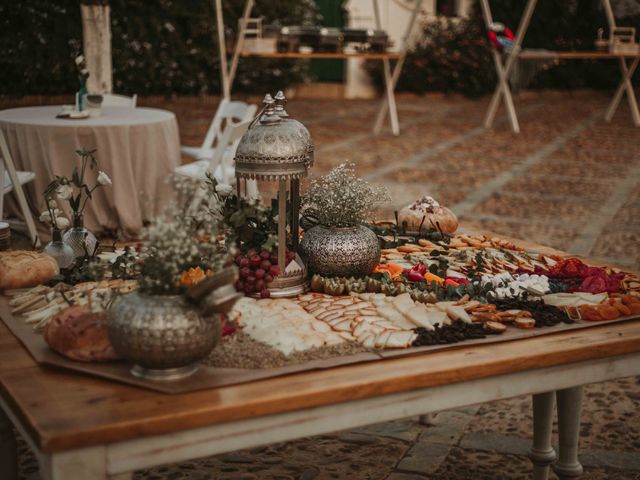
{"left": 398, "top": 196, "right": 458, "bottom": 234}
{"left": 44, "top": 305, "right": 119, "bottom": 362}
{"left": 0, "top": 251, "right": 59, "bottom": 290}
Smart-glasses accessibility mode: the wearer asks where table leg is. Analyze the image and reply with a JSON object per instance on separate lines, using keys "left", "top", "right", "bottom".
{"left": 605, "top": 57, "right": 640, "bottom": 126}
{"left": 0, "top": 407, "right": 18, "bottom": 480}
{"left": 45, "top": 446, "right": 108, "bottom": 480}
{"left": 529, "top": 392, "right": 556, "bottom": 480}
{"left": 552, "top": 386, "right": 584, "bottom": 480}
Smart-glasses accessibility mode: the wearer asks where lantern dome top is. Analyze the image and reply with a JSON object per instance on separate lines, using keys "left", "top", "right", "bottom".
{"left": 234, "top": 92, "right": 314, "bottom": 181}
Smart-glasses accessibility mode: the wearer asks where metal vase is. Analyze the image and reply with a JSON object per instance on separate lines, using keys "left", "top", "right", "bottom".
{"left": 108, "top": 292, "right": 221, "bottom": 381}
{"left": 300, "top": 225, "right": 381, "bottom": 277}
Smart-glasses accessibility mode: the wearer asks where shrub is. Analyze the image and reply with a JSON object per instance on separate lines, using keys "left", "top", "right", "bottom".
{"left": 0, "top": 0, "right": 319, "bottom": 96}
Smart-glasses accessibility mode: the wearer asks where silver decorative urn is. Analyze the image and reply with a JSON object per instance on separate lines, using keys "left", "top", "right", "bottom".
{"left": 109, "top": 292, "right": 220, "bottom": 380}
{"left": 300, "top": 225, "right": 381, "bottom": 277}
{"left": 108, "top": 268, "right": 241, "bottom": 381}
{"left": 234, "top": 92, "right": 313, "bottom": 297}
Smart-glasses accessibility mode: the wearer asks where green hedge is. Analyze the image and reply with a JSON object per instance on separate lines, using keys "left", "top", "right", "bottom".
{"left": 0, "top": 0, "right": 319, "bottom": 96}
{"left": 368, "top": 0, "right": 640, "bottom": 96}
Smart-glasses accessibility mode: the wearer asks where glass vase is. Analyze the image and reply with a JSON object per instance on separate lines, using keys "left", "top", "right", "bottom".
{"left": 77, "top": 79, "right": 88, "bottom": 111}
{"left": 43, "top": 228, "right": 75, "bottom": 269}
{"left": 63, "top": 214, "right": 97, "bottom": 259}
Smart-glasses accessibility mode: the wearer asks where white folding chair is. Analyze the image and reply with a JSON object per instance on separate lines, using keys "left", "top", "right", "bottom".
{"left": 181, "top": 100, "right": 257, "bottom": 161}
{"left": 175, "top": 117, "right": 256, "bottom": 214}
{"left": 0, "top": 130, "right": 40, "bottom": 247}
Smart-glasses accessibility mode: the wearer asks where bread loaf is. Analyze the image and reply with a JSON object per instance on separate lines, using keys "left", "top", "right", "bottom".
{"left": 398, "top": 196, "right": 458, "bottom": 234}
{"left": 44, "top": 305, "right": 119, "bottom": 362}
{"left": 0, "top": 251, "right": 59, "bottom": 290}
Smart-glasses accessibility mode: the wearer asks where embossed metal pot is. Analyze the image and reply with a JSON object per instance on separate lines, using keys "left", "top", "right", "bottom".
{"left": 300, "top": 225, "right": 381, "bottom": 277}
{"left": 108, "top": 292, "right": 221, "bottom": 381}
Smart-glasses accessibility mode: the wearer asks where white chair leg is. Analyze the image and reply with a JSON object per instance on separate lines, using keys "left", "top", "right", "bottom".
{"left": 0, "top": 157, "right": 5, "bottom": 221}
{"left": 529, "top": 392, "right": 556, "bottom": 480}
{"left": 0, "top": 135, "right": 40, "bottom": 247}
{"left": 186, "top": 186, "right": 207, "bottom": 217}
{"left": 553, "top": 386, "right": 584, "bottom": 480}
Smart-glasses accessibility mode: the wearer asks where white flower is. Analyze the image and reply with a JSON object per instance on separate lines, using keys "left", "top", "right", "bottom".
{"left": 56, "top": 184, "right": 73, "bottom": 200}
{"left": 48, "top": 199, "right": 58, "bottom": 209}
{"left": 56, "top": 217, "right": 70, "bottom": 229}
{"left": 39, "top": 211, "right": 52, "bottom": 223}
{"left": 81, "top": 68, "right": 90, "bottom": 76}
{"left": 97, "top": 171, "right": 112, "bottom": 186}
{"left": 215, "top": 183, "right": 234, "bottom": 197}
{"left": 75, "top": 55, "right": 84, "bottom": 65}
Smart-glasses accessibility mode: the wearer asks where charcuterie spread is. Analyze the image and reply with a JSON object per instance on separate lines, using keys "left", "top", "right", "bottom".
{"left": 0, "top": 98, "right": 638, "bottom": 389}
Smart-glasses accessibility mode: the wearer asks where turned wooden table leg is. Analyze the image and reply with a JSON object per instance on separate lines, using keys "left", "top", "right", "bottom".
{"left": 0, "top": 407, "right": 18, "bottom": 480}
{"left": 553, "top": 386, "right": 584, "bottom": 480}
{"left": 529, "top": 391, "right": 556, "bottom": 480}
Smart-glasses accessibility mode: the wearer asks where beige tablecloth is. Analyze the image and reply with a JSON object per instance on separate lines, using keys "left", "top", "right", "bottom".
{"left": 0, "top": 106, "right": 180, "bottom": 239}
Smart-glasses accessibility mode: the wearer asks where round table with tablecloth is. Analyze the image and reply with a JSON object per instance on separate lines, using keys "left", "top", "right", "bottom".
{"left": 0, "top": 105, "right": 181, "bottom": 239}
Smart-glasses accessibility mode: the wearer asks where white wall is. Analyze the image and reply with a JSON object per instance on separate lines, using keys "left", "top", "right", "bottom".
{"left": 344, "top": 0, "right": 470, "bottom": 98}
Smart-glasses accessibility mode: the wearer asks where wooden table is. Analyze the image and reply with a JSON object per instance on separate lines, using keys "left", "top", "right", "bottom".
{"left": 1, "top": 252, "right": 640, "bottom": 479}
{"left": 479, "top": 0, "right": 639, "bottom": 132}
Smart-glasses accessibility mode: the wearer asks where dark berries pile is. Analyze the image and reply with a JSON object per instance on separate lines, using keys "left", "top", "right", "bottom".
{"left": 234, "top": 248, "right": 296, "bottom": 298}
{"left": 494, "top": 298, "right": 573, "bottom": 327}
{"left": 412, "top": 321, "right": 500, "bottom": 347}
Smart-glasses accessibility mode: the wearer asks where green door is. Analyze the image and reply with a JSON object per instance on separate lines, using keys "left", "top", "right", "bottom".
{"left": 311, "top": 0, "right": 345, "bottom": 82}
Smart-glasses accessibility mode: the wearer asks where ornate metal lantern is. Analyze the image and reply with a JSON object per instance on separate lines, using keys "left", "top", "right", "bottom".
{"left": 234, "top": 92, "right": 313, "bottom": 297}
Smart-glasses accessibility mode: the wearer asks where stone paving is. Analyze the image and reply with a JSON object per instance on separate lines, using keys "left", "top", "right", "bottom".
{"left": 4, "top": 90, "right": 640, "bottom": 479}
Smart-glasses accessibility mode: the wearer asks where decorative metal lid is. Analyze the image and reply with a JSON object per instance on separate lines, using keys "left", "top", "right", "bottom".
{"left": 235, "top": 92, "right": 314, "bottom": 181}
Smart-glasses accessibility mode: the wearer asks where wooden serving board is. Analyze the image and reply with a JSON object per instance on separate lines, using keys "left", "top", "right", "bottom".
{"left": 1, "top": 296, "right": 638, "bottom": 394}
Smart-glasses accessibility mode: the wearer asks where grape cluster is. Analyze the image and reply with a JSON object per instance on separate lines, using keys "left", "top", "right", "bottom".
{"left": 234, "top": 248, "right": 296, "bottom": 298}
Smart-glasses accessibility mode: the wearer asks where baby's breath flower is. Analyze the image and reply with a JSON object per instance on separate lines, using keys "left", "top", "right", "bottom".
{"left": 302, "top": 162, "right": 390, "bottom": 228}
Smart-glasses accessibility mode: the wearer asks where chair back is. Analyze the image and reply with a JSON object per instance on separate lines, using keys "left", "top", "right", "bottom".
{"left": 75, "top": 93, "right": 137, "bottom": 109}
{"left": 200, "top": 100, "right": 257, "bottom": 151}
{"left": 210, "top": 117, "right": 253, "bottom": 183}
{"left": 101, "top": 93, "right": 137, "bottom": 108}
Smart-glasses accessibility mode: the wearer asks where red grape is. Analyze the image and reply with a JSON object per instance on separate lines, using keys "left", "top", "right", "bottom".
{"left": 246, "top": 275, "right": 256, "bottom": 285}
{"left": 270, "top": 253, "right": 278, "bottom": 264}
{"left": 260, "top": 250, "right": 270, "bottom": 259}
{"left": 235, "top": 254, "right": 244, "bottom": 266}
{"left": 239, "top": 267, "right": 251, "bottom": 279}
{"left": 249, "top": 255, "right": 262, "bottom": 268}
{"left": 255, "top": 268, "right": 266, "bottom": 279}
{"left": 239, "top": 257, "right": 250, "bottom": 268}
{"left": 260, "top": 259, "right": 271, "bottom": 271}
{"left": 244, "top": 284, "right": 255, "bottom": 294}
{"left": 269, "top": 265, "right": 280, "bottom": 277}
{"left": 235, "top": 280, "right": 244, "bottom": 291}
{"left": 260, "top": 288, "right": 271, "bottom": 298}
{"left": 255, "top": 279, "right": 265, "bottom": 291}
{"left": 265, "top": 274, "right": 274, "bottom": 283}
{"left": 246, "top": 249, "right": 256, "bottom": 258}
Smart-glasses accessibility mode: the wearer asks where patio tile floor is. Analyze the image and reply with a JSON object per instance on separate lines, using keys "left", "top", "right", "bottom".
{"left": 4, "top": 89, "right": 639, "bottom": 479}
